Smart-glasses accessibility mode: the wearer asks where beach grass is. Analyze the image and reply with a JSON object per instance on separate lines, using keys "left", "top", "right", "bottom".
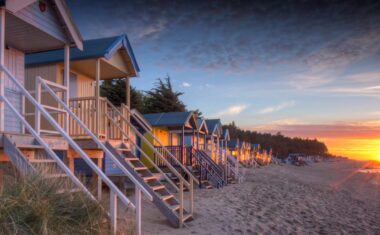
{"left": 0, "top": 173, "right": 106, "bottom": 235}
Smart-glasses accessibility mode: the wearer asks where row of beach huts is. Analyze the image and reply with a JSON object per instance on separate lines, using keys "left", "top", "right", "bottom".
{"left": 0, "top": 1, "right": 273, "bottom": 234}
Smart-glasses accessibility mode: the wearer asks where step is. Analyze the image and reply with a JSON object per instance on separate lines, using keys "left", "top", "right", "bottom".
{"left": 125, "top": 157, "right": 139, "bottom": 161}
{"left": 117, "top": 148, "right": 129, "bottom": 152}
{"left": 29, "top": 159, "right": 56, "bottom": 163}
{"left": 182, "top": 213, "right": 193, "bottom": 222}
{"left": 143, "top": 176, "right": 157, "bottom": 181}
{"left": 160, "top": 194, "right": 174, "bottom": 201}
{"left": 16, "top": 144, "right": 45, "bottom": 149}
{"left": 151, "top": 185, "right": 165, "bottom": 191}
{"left": 169, "top": 204, "right": 180, "bottom": 211}
{"left": 134, "top": 167, "right": 148, "bottom": 171}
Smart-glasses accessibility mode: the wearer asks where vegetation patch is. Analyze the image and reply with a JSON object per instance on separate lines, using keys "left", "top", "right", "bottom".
{"left": 0, "top": 174, "right": 106, "bottom": 235}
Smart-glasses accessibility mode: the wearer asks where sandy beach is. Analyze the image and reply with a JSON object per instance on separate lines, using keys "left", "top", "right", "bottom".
{"left": 140, "top": 160, "right": 380, "bottom": 234}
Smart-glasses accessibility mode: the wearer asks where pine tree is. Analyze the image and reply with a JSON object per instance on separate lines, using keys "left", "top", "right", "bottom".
{"left": 144, "top": 76, "right": 186, "bottom": 113}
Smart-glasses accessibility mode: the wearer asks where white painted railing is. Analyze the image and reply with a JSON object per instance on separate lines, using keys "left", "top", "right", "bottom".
{"left": 35, "top": 76, "right": 153, "bottom": 234}
{"left": 106, "top": 100, "right": 196, "bottom": 226}
{"left": 0, "top": 65, "right": 95, "bottom": 202}
{"left": 129, "top": 107, "right": 199, "bottom": 185}
{"left": 0, "top": 65, "right": 153, "bottom": 234}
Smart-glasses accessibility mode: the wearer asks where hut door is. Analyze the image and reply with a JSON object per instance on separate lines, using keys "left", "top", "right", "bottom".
{"left": 69, "top": 73, "right": 77, "bottom": 98}
{"left": 4, "top": 48, "right": 24, "bottom": 133}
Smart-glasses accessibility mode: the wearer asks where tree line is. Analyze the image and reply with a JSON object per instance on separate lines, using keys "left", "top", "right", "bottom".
{"left": 224, "top": 122, "right": 329, "bottom": 158}
{"left": 101, "top": 76, "right": 330, "bottom": 157}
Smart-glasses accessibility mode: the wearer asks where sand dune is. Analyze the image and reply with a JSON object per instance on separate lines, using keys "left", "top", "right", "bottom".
{"left": 141, "top": 161, "right": 380, "bottom": 234}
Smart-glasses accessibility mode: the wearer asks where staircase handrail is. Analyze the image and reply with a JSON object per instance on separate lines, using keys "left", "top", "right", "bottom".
{"left": 106, "top": 99, "right": 199, "bottom": 187}
{"left": 35, "top": 75, "right": 153, "bottom": 202}
{"left": 128, "top": 106, "right": 198, "bottom": 185}
{"left": 194, "top": 149, "right": 225, "bottom": 186}
{"left": 106, "top": 115, "right": 180, "bottom": 192}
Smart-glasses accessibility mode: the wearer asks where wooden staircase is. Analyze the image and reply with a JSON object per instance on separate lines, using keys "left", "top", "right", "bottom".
{"left": 0, "top": 66, "right": 153, "bottom": 235}
{"left": 198, "top": 150, "right": 226, "bottom": 185}
{"left": 105, "top": 142, "right": 193, "bottom": 227}
{"left": 189, "top": 148, "right": 226, "bottom": 188}
{"left": 3, "top": 134, "right": 85, "bottom": 195}
{"left": 227, "top": 155, "right": 244, "bottom": 183}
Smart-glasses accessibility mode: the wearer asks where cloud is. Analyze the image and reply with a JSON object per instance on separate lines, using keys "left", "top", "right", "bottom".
{"left": 345, "top": 72, "right": 380, "bottom": 83}
{"left": 68, "top": 0, "right": 380, "bottom": 74}
{"left": 181, "top": 82, "right": 191, "bottom": 87}
{"left": 213, "top": 104, "right": 247, "bottom": 117}
{"left": 137, "top": 19, "right": 167, "bottom": 39}
{"left": 258, "top": 101, "right": 295, "bottom": 114}
{"left": 287, "top": 74, "right": 334, "bottom": 89}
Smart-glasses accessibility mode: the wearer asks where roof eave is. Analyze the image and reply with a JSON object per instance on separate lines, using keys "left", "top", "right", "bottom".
{"left": 104, "top": 35, "right": 140, "bottom": 76}
{"left": 53, "top": 0, "right": 83, "bottom": 50}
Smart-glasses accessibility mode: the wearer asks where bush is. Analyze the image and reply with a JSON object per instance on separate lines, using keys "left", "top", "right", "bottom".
{"left": 0, "top": 174, "right": 106, "bottom": 235}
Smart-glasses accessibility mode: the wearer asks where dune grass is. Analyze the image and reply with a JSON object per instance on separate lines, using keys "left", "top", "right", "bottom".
{"left": 0, "top": 173, "right": 106, "bottom": 235}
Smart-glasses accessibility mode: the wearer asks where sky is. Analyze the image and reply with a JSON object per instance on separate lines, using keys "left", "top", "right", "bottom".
{"left": 66, "top": 0, "right": 380, "bottom": 161}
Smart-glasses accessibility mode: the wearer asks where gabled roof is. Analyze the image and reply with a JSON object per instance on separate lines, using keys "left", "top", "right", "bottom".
{"left": 227, "top": 139, "right": 239, "bottom": 149}
{"left": 251, "top": 144, "right": 260, "bottom": 150}
{"left": 26, "top": 34, "right": 139, "bottom": 75}
{"left": 197, "top": 118, "right": 208, "bottom": 134}
{"left": 222, "top": 128, "right": 230, "bottom": 140}
{"left": 143, "top": 112, "right": 198, "bottom": 129}
{"left": 4, "top": 0, "right": 83, "bottom": 51}
{"left": 205, "top": 119, "right": 222, "bottom": 136}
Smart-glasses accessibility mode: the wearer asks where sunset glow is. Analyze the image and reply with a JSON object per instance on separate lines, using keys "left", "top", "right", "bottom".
{"left": 252, "top": 122, "right": 380, "bottom": 161}
{"left": 68, "top": 0, "right": 380, "bottom": 162}
{"left": 322, "top": 138, "right": 380, "bottom": 161}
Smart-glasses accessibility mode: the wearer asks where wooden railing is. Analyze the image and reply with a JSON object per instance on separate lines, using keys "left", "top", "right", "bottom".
{"left": 108, "top": 103, "right": 129, "bottom": 140}
{"left": 68, "top": 97, "right": 130, "bottom": 140}
{"left": 154, "top": 145, "right": 186, "bottom": 167}
{"left": 187, "top": 147, "right": 225, "bottom": 188}
{"left": 69, "top": 97, "right": 107, "bottom": 138}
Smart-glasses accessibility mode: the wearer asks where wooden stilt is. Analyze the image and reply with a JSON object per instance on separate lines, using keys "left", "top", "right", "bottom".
{"left": 179, "top": 180, "right": 184, "bottom": 228}
{"left": 68, "top": 157, "right": 74, "bottom": 172}
{"left": 97, "top": 158, "right": 102, "bottom": 200}
{"left": 110, "top": 191, "right": 117, "bottom": 235}
{"left": 135, "top": 187, "right": 142, "bottom": 235}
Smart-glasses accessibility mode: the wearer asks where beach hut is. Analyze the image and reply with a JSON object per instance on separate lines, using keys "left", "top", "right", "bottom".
{"left": 240, "top": 141, "right": 251, "bottom": 165}
{"left": 141, "top": 112, "right": 226, "bottom": 188}
{"left": 142, "top": 111, "right": 198, "bottom": 166}
{"left": 205, "top": 119, "right": 223, "bottom": 163}
{"left": 24, "top": 35, "right": 140, "bottom": 174}
{"left": 220, "top": 128, "right": 230, "bottom": 164}
{"left": 24, "top": 36, "right": 197, "bottom": 228}
{"left": 227, "top": 139, "right": 240, "bottom": 159}
{"left": 195, "top": 117, "right": 208, "bottom": 150}
{"left": 0, "top": 2, "right": 165, "bottom": 233}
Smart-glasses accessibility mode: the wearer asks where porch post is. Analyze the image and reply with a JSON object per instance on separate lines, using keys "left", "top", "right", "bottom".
{"left": 63, "top": 45, "right": 70, "bottom": 132}
{"left": 0, "top": 8, "right": 5, "bottom": 132}
{"left": 95, "top": 59, "right": 100, "bottom": 138}
{"left": 197, "top": 131, "right": 199, "bottom": 150}
{"left": 217, "top": 135, "right": 220, "bottom": 164}
{"left": 192, "top": 129, "right": 195, "bottom": 148}
{"left": 211, "top": 136, "right": 214, "bottom": 161}
{"left": 182, "top": 125, "right": 185, "bottom": 165}
{"left": 204, "top": 135, "right": 206, "bottom": 150}
{"left": 125, "top": 77, "right": 130, "bottom": 138}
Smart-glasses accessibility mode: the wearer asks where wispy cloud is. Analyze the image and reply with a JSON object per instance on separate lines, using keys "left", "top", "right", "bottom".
{"left": 137, "top": 19, "right": 167, "bottom": 39}
{"left": 258, "top": 101, "right": 295, "bottom": 114}
{"left": 213, "top": 104, "right": 247, "bottom": 117}
{"left": 181, "top": 82, "right": 191, "bottom": 87}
